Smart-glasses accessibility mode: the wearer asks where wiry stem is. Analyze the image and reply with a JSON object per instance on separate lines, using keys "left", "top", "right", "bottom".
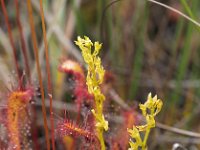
{"left": 147, "top": 0, "right": 200, "bottom": 28}
{"left": 14, "top": 0, "right": 31, "bottom": 83}
{"left": 142, "top": 129, "right": 150, "bottom": 150}
{"left": 14, "top": 3, "right": 37, "bottom": 148}
{"left": 15, "top": 2, "right": 38, "bottom": 148}
{"left": 26, "top": 0, "right": 50, "bottom": 149}
{"left": 100, "top": 0, "right": 200, "bottom": 43}
{"left": 1, "top": 0, "right": 21, "bottom": 84}
{"left": 98, "top": 128, "right": 105, "bottom": 150}
{"left": 39, "top": 0, "right": 55, "bottom": 149}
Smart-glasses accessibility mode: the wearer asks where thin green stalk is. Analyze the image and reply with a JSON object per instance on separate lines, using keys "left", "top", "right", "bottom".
{"left": 163, "top": 18, "right": 184, "bottom": 120}
{"left": 180, "top": 0, "right": 193, "bottom": 18}
{"left": 147, "top": 0, "right": 200, "bottom": 28}
{"left": 97, "top": 0, "right": 105, "bottom": 38}
{"left": 169, "top": 23, "right": 193, "bottom": 110}
{"left": 106, "top": 1, "right": 113, "bottom": 51}
{"left": 72, "top": 0, "right": 87, "bottom": 35}
{"left": 98, "top": 129, "right": 105, "bottom": 150}
{"left": 170, "top": 0, "right": 197, "bottom": 105}
{"left": 180, "top": 0, "right": 200, "bottom": 32}
{"left": 129, "top": 2, "right": 149, "bottom": 99}
{"left": 167, "top": 0, "right": 198, "bottom": 124}
{"left": 142, "top": 129, "right": 150, "bottom": 150}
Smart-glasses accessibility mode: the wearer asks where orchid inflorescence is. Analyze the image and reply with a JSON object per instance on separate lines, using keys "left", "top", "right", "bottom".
{"left": 75, "top": 36, "right": 108, "bottom": 150}
{"left": 128, "top": 93, "right": 163, "bottom": 150}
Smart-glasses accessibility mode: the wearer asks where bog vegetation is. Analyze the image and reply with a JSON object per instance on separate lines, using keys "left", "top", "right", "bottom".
{"left": 0, "top": 0, "right": 200, "bottom": 150}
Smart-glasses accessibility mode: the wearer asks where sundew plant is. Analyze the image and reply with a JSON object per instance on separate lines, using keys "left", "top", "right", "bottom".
{"left": 0, "top": 0, "right": 200, "bottom": 150}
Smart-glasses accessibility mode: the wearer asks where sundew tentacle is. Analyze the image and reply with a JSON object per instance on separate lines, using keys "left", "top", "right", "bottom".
{"left": 57, "top": 119, "right": 99, "bottom": 148}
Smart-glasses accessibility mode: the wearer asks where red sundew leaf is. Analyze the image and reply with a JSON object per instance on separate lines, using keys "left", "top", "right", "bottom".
{"left": 6, "top": 87, "right": 34, "bottom": 150}
{"left": 56, "top": 119, "right": 100, "bottom": 147}
{"left": 58, "top": 59, "right": 84, "bottom": 78}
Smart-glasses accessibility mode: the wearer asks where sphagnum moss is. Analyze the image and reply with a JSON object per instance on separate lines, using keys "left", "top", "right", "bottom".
{"left": 75, "top": 36, "right": 108, "bottom": 150}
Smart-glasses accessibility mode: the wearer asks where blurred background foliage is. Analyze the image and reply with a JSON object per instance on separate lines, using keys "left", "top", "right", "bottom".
{"left": 0, "top": 0, "right": 200, "bottom": 149}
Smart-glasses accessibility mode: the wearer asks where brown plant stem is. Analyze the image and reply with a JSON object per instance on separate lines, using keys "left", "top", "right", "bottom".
{"left": 1, "top": 0, "right": 21, "bottom": 84}
{"left": 26, "top": 0, "right": 50, "bottom": 149}
{"left": 39, "top": 0, "right": 55, "bottom": 149}
{"left": 15, "top": 1, "right": 38, "bottom": 146}
{"left": 14, "top": 0, "right": 31, "bottom": 83}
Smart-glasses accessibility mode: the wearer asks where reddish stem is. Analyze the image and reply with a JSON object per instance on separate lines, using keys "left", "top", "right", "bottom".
{"left": 14, "top": 2, "right": 38, "bottom": 147}
{"left": 1, "top": 0, "right": 21, "bottom": 84}
{"left": 26, "top": 0, "right": 50, "bottom": 149}
{"left": 14, "top": 0, "right": 31, "bottom": 83}
{"left": 39, "top": 1, "right": 55, "bottom": 149}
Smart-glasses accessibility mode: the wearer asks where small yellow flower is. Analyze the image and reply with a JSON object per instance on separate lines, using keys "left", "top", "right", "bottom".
{"left": 75, "top": 36, "right": 105, "bottom": 94}
{"left": 92, "top": 109, "right": 108, "bottom": 131}
{"left": 128, "top": 93, "right": 163, "bottom": 150}
{"left": 139, "top": 93, "right": 163, "bottom": 117}
{"left": 127, "top": 126, "right": 142, "bottom": 150}
{"left": 136, "top": 115, "right": 155, "bottom": 131}
{"left": 75, "top": 36, "right": 108, "bottom": 150}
